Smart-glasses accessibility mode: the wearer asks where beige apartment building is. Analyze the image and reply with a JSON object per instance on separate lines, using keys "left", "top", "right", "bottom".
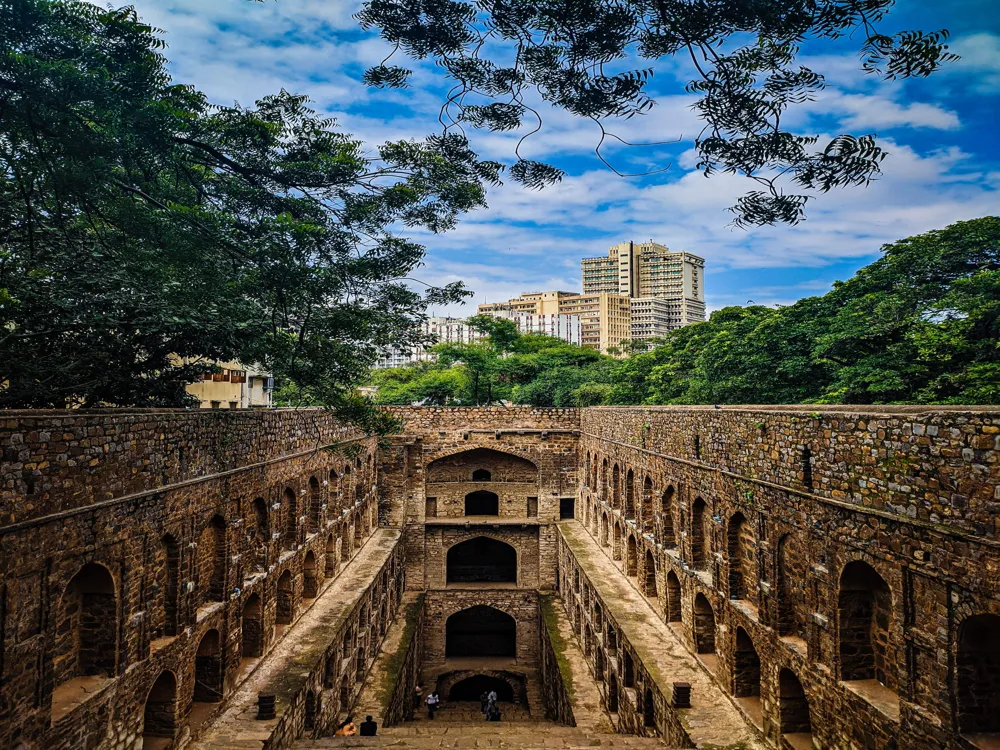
{"left": 582, "top": 241, "right": 706, "bottom": 340}
{"left": 479, "top": 291, "right": 631, "bottom": 355}
{"left": 185, "top": 361, "right": 273, "bottom": 409}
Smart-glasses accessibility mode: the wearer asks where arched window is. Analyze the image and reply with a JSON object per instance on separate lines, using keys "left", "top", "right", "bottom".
{"left": 341, "top": 520, "right": 352, "bottom": 561}
{"left": 613, "top": 523, "right": 623, "bottom": 561}
{"left": 607, "top": 672, "right": 619, "bottom": 713}
{"left": 956, "top": 613, "right": 1000, "bottom": 733}
{"left": 584, "top": 453, "right": 591, "bottom": 487}
{"left": 472, "top": 468, "right": 492, "bottom": 482}
{"left": 427, "top": 448, "right": 538, "bottom": 483}
{"left": 623, "top": 650, "right": 635, "bottom": 687}
{"left": 690, "top": 498, "right": 708, "bottom": 570}
{"left": 143, "top": 671, "right": 178, "bottom": 743}
{"left": 778, "top": 669, "right": 811, "bottom": 738}
{"left": 447, "top": 537, "right": 517, "bottom": 583}
{"left": 465, "top": 490, "right": 499, "bottom": 515}
{"left": 694, "top": 593, "right": 716, "bottom": 654}
{"left": 601, "top": 458, "right": 609, "bottom": 499}
{"left": 54, "top": 563, "right": 117, "bottom": 688}
{"left": 329, "top": 469, "right": 340, "bottom": 509}
{"left": 600, "top": 513, "right": 610, "bottom": 547}
{"left": 194, "top": 629, "right": 222, "bottom": 703}
{"left": 446, "top": 606, "right": 516, "bottom": 657}
{"left": 839, "top": 561, "right": 895, "bottom": 690}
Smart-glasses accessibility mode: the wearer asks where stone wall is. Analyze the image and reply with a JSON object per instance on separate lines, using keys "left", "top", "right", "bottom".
{"left": 381, "top": 595, "right": 426, "bottom": 727}
{"left": 0, "top": 408, "right": 381, "bottom": 750}
{"left": 538, "top": 595, "right": 576, "bottom": 727}
{"left": 578, "top": 405, "right": 1000, "bottom": 750}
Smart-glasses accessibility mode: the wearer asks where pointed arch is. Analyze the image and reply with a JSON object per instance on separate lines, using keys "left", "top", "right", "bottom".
{"left": 283, "top": 487, "right": 297, "bottom": 548}
{"left": 447, "top": 536, "right": 517, "bottom": 583}
{"left": 626, "top": 534, "right": 638, "bottom": 577}
{"left": 690, "top": 497, "right": 708, "bottom": 570}
{"left": 611, "top": 464, "right": 621, "bottom": 509}
{"left": 643, "top": 549, "right": 657, "bottom": 598}
{"left": 665, "top": 570, "right": 682, "bottom": 623}
{"left": 641, "top": 476, "right": 654, "bottom": 531}
{"left": 142, "top": 670, "right": 178, "bottom": 743}
{"left": 727, "top": 512, "right": 756, "bottom": 602}
{"left": 276, "top": 569, "right": 295, "bottom": 625}
{"left": 661, "top": 486, "right": 676, "bottom": 547}
{"left": 778, "top": 669, "right": 812, "bottom": 737}
{"left": 839, "top": 561, "right": 895, "bottom": 690}
{"left": 241, "top": 593, "right": 263, "bottom": 658}
{"left": 694, "top": 593, "right": 716, "bottom": 654}
{"left": 54, "top": 562, "right": 117, "bottom": 688}
{"left": 304, "top": 550, "right": 319, "bottom": 599}
{"left": 309, "top": 476, "right": 322, "bottom": 532}
{"left": 194, "top": 629, "right": 222, "bottom": 703}
{"left": 445, "top": 606, "right": 516, "bottom": 657}
{"left": 426, "top": 447, "right": 538, "bottom": 483}
{"left": 956, "top": 613, "right": 1000, "bottom": 733}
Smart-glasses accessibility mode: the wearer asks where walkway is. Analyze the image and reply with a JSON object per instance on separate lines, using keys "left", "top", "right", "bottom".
{"left": 559, "top": 521, "right": 765, "bottom": 750}
{"left": 192, "top": 529, "right": 401, "bottom": 750}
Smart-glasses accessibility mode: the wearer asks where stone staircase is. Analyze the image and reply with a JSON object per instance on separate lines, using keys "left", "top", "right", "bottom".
{"left": 300, "top": 719, "right": 674, "bottom": 749}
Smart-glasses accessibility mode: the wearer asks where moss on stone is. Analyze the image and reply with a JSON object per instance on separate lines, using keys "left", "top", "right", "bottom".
{"left": 378, "top": 595, "right": 424, "bottom": 709}
{"left": 540, "top": 594, "right": 575, "bottom": 700}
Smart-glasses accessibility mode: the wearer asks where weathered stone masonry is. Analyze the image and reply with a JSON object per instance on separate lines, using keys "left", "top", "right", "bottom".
{"left": 575, "top": 405, "right": 1000, "bottom": 750}
{"left": 0, "top": 409, "right": 384, "bottom": 750}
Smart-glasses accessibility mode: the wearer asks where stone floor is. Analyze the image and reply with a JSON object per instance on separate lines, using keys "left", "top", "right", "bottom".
{"left": 191, "top": 529, "right": 400, "bottom": 749}
{"left": 559, "top": 521, "right": 766, "bottom": 750}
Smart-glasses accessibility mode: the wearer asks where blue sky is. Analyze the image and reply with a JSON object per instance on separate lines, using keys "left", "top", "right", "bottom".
{"left": 129, "top": 0, "right": 1000, "bottom": 315}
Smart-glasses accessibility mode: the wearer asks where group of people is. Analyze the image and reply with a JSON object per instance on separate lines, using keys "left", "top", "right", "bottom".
{"left": 480, "top": 689, "right": 502, "bottom": 721}
{"left": 333, "top": 715, "right": 378, "bottom": 737}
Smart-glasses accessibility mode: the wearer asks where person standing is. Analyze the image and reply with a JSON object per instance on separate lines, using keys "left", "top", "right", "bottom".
{"left": 359, "top": 715, "right": 378, "bottom": 736}
{"left": 426, "top": 691, "right": 439, "bottom": 719}
{"left": 480, "top": 691, "right": 488, "bottom": 716}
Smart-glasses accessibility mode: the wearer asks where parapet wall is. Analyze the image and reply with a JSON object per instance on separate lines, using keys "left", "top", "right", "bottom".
{"left": 0, "top": 408, "right": 355, "bottom": 525}
{"left": 386, "top": 406, "right": 580, "bottom": 432}
{"left": 583, "top": 405, "right": 999, "bottom": 537}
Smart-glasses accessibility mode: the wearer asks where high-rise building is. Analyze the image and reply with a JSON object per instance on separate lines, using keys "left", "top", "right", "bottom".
{"left": 582, "top": 241, "right": 706, "bottom": 341}
{"left": 486, "top": 309, "right": 583, "bottom": 346}
{"left": 479, "top": 292, "right": 631, "bottom": 355}
{"left": 375, "top": 316, "right": 480, "bottom": 368}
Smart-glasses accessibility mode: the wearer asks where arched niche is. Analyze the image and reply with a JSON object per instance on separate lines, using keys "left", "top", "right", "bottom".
{"left": 426, "top": 448, "right": 538, "bottom": 484}
{"left": 445, "top": 605, "right": 516, "bottom": 658}
{"left": 447, "top": 537, "right": 517, "bottom": 584}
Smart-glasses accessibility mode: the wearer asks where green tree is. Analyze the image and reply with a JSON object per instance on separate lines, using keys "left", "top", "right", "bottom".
{"left": 358, "top": 0, "right": 956, "bottom": 226}
{"left": 0, "top": 0, "right": 498, "bottom": 426}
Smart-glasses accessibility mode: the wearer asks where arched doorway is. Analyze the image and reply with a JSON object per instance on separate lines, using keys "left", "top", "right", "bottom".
{"left": 142, "top": 670, "right": 178, "bottom": 748}
{"left": 283, "top": 488, "right": 297, "bottom": 548}
{"left": 778, "top": 668, "right": 812, "bottom": 740}
{"left": 613, "top": 523, "right": 623, "bottom": 561}
{"left": 325, "top": 533, "right": 338, "bottom": 578}
{"left": 276, "top": 569, "right": 294, "bottom": 625}
{"left": 159, "top": 534, "right": 181, "bottom": 637}
{"left": 643, "top": 550, "right": 657, "bottom": 598}
{"left": 309, "top": 476, "right": 322, "bottom": 532}
{"left": 611, "top": 465, "right": 621, "bottom": 509}
{"left": 465, "top": 490, "right": 499, "bottom": 516}
{"left": 641, "top": 476, "right": 654, "bottom": 532}
{"left": 839, "top": 561, "right": 895, "bottom": 690}
{"left": 194, "top": 629, "right": 222, "bottom": 703}
{"left": 643, "top": 687, "right": 656, "bottom": 729}
{"left": 626, "top": 535, "right": 638, "bottom": 577}
{"left": 691, "top": 498, "right": 707, "bottom": 570}
{"left": 447, "top": 537, "right": 517, "bottom": 583}
{"left": 666, "top": 571, "right": 682, "bottom": 623}
{"left": 777, "top": 534, "right": 806, "bottom": 638}
{"left": 624, "top": 469, "right": 635, "bottom": 519}
{"left": 661, "top": 486, "right": 676, "bottom": 547}
{"left": 197, "top": 516, "right": 227, "bottom": 606}
{"left": 694, "top": 594, "right": 716, "bottom": 654}
{"left": 241, "top": 594, "right": 263, "bottom": 658}
{"left": 600, "top": 513, "right": 610, "bottom": 547}
{"left": 956, "top": 613, "right": 1000, "bottom": 734}
{"left": 607, "top": 672, "right": 619, "bottom": 713}
{"left": 341, "top": 521, "right": 352, "bottom": 561}
{"left": 449, "top": 674, "right": 515, "bottom": 702}
{"left": 55, "top": 562, "right": 118, "bottom": 688}
{"left": 727, "top": 512, "right": 754, "bottom": 601}
{"left": 446, "top": 606, "right": 516, "bottom": 658}
{"left": 303, "top": 551, "right": 319, "bottom": 599}
{"left": 734, "top": 627, "right": 762, "bottom": 726}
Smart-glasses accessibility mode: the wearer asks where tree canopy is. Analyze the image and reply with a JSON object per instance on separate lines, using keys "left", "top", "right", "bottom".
{"left": 0, "top": 0, "right": 498, "bottom": 426}
{"left": 358, "top": 0, "right": 957, "bottom": 226}
{"left": 370, "top": 217, "right": 1000, "bottom": 407}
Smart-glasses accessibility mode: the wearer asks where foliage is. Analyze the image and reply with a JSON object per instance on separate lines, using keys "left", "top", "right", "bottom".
{"left": 369, "top": 218, "right": 1000, "bottom": 407}
{"left": 0, "top": 0, "right": 499, "bottom": 420}
{"left": 357, "top": 0, "right": 957, "bottom": 226}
